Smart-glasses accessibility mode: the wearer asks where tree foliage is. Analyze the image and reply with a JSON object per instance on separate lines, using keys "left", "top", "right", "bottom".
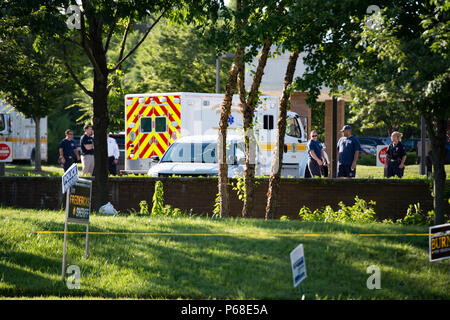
{"left": 0, "top": 22, "right": 73, "bottom": 170}
{"left": 343, "top": 1, "right": 450, "bottom": 224}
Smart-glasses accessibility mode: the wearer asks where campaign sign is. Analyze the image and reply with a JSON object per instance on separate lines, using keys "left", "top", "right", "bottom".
{"left": 0, "top": 142, "right": 12, "bottom": 162}
{"left": 429, "top": 223, "right": 450, "bottom": 262}
{"left": 62, "top": 163, "right": 79, "bottom": 194}
{"left": 67, "top": 179, "right": 92, "bottom": 225}
{"left": 376, "top": 145, "right": 389, "bottom": 167}
{"left": 290, "top": 244, "right": 307, "bottom": 287}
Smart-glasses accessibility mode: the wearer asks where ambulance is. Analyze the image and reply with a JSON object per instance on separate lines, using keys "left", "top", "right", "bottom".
{"left": 124, "top": 92, "right": 309, "bottom": 176}
{"left": 0, "top": 100, "right": 47, "bottom": 163}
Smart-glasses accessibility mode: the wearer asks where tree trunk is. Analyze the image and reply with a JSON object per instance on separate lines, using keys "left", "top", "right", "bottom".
{"left": 218, "top": 47, "right": 243, "bottom": 218}
{"left": 89, "top": 18, "right": 110, "bottom": 211}
{"left": 425, "top": 117, "right": 447, "bottom": 225}
{"left": 240, "top": 38, "right": 272, "bottom": 218}
{"left": 33, "top": 116, "right": 41, "bottom": 172}
{"left": 265, "top": 51, "right": 299, "bottom": 220}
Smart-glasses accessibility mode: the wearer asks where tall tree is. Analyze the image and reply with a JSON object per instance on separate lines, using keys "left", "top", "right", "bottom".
{"left": 265, "top": 51, "right": 299, "bottom": 219}
{"left": 344, "top": 1, "right": 449, "bottom": 224}
{"left": 2, "top": 0, "right": 222, "bottom": 209}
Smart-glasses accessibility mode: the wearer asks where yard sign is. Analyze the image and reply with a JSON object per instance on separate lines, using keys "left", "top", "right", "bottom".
{"left": 61, "top": 176, "right": 92, "bottom": 281}
{"left": 429, "top": 223, "right": 450, "bottom": 262}
{"left": 290, "top": 244, "right": 307, "bottom": 287}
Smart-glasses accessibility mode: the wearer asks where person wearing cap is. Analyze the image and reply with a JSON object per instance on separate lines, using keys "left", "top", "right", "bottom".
{"left": 337, "top": 125, "right": 361, "bottom": 178}
{"left": 59, "top": 129, "right": 80, "bottom": 172}
{"left": 385, "top": 131, "right": 407, "bottom": 178}
{"left": 306, "top": 130, "right": 325, "bottom": 177}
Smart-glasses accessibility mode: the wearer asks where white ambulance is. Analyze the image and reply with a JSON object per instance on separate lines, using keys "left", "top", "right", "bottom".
{"left": 124, "top": 92, "right": 309, "bottom": 176}
{"left": 0, "top": 101, "right": 47, "bottom": 163}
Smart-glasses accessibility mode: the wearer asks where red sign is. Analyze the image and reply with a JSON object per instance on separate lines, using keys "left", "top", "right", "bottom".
{"left": 0, "top": 142, "right": 12, "bottom": 161}
{"left": 377, "top": 145, "right": 388, "bottom": 167}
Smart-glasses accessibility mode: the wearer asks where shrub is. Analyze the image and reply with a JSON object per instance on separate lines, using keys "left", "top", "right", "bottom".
{"left": 404, "top": 152, "right": 418, "bottom": 165}
{"left": 358, "top": 154, "right": 376, "bottom": 166}
{"left": 139, "top": 200, "right": 150, "bottom": 215}
{"left": 151, "top": 181, "right": 164, "bottom": 216}
{"left": 298, "top": 196, "right": 376, "bottom": 223}
{"left": 396, "top": 203, "right": 434, "bottom": 225}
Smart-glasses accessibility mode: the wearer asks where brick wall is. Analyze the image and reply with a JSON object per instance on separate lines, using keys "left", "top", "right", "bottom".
{"left": 0, "top": 177, "right": 443, "bottom": 221}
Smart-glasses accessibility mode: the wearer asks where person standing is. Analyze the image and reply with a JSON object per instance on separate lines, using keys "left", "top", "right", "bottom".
{"left": 385, "top": 131, "right": 407, "bottom": 178}
{"left": 80, "top": 124, "right": 94, "bottom": 176}
{"left": 306, "top": 130, "right": 325, "bottom": 177}
{"left": 337, "top": 125, "right": 361, "bottom": 178}
{"left": 107, "top": 133, "right": 120, "bottom": 175}
{"left": 59, "top": 129, "right": 80, "bottom": 172}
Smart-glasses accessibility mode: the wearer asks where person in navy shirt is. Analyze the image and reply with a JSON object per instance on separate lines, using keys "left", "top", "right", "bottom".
{"left": 337, "top": 125, "right": 361, "bottom": 178}
{"left": 59, "top": 129, "right": 80, "bottom": 172}
{"left": 385, "top": 131, "right": 407, "bottom": 178}
{"left": 306, "top": 130, "right": 325, "bottom": 177}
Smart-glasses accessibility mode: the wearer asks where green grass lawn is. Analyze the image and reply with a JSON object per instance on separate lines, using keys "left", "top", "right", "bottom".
{"left": 0, "top": 207, "right": 448, "bottom": 299}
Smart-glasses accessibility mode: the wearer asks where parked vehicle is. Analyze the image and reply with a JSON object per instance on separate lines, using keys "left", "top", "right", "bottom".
{"left": 360, "top": 144, "right": 377, "bottom": 155}
{"left": 403, "top": 138, "right": 420, "bottom": 152}
{"left": 358, "top": 137, "right": 378, "bottom": 147}
{"left": 0, "top": 100, "right": 47, "bottom": 163}
{"left": 366, "top": 136, "right": 389, "bottom": 146}
{"left": 148, "top": 134, "right": 245, "bottom": 177}
{"left": 125, "top": 92, "right": 309, "bottom": 177}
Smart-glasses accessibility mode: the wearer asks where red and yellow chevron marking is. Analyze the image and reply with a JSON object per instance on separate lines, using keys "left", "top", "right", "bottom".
{"left": 166, "top": 95, "right": 181, "bottom": 143}
{"left": 126, "top": 96, "right": 141, "bottom": 160}
{"left": 125, "top": 95, "right": 181, "bottom": 160}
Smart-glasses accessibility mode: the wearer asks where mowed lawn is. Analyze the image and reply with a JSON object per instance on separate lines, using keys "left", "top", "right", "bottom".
{"left": 0, "top": 208, "right": 449, "bottom": 300}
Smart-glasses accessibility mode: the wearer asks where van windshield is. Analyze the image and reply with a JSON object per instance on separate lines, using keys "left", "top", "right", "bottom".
{"left": 161, "top": 142, "right": 236, "bottom": 163}
{"left": 0, "top": 114, "right": 5, "bottom": 132}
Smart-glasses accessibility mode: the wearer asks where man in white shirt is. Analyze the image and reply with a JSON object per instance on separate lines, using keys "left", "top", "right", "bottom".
{"left": 107, "top": 133, "right": 120, "bottom": 175}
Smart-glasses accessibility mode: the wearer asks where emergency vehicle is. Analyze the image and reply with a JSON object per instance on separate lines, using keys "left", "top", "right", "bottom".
{"left": 0, "top": 100, "right": 47, "bottom": 163}
{"left": 124, "top": 92, "right": 309, "bottom": 176}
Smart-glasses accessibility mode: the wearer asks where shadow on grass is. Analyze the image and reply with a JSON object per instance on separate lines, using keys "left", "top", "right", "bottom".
{"left": 3, "top": 213, "right": 447, "bottom": 299}
{"left": 0, "top": 251, "right": 66, "bottom": 297}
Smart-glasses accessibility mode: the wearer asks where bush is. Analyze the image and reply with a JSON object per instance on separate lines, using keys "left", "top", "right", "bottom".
{"left": 396, "top": 203, "right": 435, "bottom": 225}
{"left": 152, "top": 180, "right": 164, "bottom": 216}
{"left": 298, "top": 196, "right": 376, "bottom": 223}
{"left": 404, "top": 152, "right": 418, "bottom": 165}
{"left": 358, "top": 154, "right": 376, "bottom": 166}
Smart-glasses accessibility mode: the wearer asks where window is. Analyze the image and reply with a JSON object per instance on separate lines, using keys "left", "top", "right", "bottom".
{"left": 140, "top": 117, "right": 152, "bottom": 133}
{"left": 0, "top": 114, "right": 5, "bottom": 131}
{"left": 155, "top": 117, "right": 166, "bottom": 133}
{"left": 286, "top": 117, "right": 301, "bottom": 138}
{"left": 263, "top": 115, "right": 274, "bottom": 130}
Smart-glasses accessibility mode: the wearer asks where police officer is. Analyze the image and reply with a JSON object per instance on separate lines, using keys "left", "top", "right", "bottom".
{"left": 306, "top": 130, "right": 325, "bottom": 177}
{"left": 385, "top": 131, "right": 407, "bottom": 178}
{"left": 59, "top": 129, "right": 80, "bottom": 172}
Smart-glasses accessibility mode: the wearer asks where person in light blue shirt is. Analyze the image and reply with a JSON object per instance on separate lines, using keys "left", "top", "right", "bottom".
{"left": 337, "top": 125, "right": 361, "bottom": 178}
{"left": 306, "top": 130, "right": 325, "bottom": 177}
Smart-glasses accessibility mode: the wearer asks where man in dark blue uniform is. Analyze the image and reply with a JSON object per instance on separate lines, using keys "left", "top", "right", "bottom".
{"left": 306, "top": 130, "right": 324, "bottom": 177}
{"left": 385, "top": 131, "right": 407, "bottom": 178}
{"left": 59, "top": 129, "right": 80, "bottom": 172}
{"left": 337, "top": 125, "right": 361, "bottom": 178}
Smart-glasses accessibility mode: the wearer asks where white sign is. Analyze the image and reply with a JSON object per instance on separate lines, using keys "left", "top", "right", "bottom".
{"left": 376, "top": 145, "right": 389, "bottom": 167}
{"left": 62, "top": 163, "right": 79, "bottom": 194}
{"left": 290, "top": 244, "right": 307, "bottom": 287}
{"left": 0, "top": 142, "right": 12, "bottom": 162}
